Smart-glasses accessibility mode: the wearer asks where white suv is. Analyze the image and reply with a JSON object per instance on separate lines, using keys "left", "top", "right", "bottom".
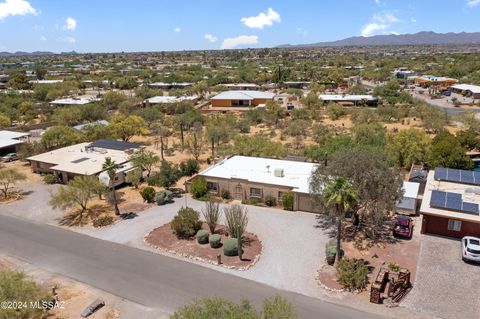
{"left": 462, "top": 236, "right": 480, "bottom": 263}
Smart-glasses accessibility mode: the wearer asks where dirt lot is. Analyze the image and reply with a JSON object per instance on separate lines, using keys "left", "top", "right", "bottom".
{"left": 145, "top": 222, "right": 262, "bottom": 269}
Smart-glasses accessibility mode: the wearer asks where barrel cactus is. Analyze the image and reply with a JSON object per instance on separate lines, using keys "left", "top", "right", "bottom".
{"left": 223, "top": 238, "right": 240, "bottom": 256}
{"left": 209, "top": 234, "right": 222, "bottom": 248}
{"left": 196, "top": 229, "right": 209, "bottom": 244}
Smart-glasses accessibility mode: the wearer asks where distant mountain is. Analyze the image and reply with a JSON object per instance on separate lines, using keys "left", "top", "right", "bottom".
{"left": 277, "top": 31, "right": 480, "bottom": 48}
{"left": 0, "top": 51, "right": 77, "bottom": 57}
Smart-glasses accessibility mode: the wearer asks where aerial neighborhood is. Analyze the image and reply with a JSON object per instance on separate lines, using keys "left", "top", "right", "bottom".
{"left": 1, "top": 2, "right": 480, "bottom": 319}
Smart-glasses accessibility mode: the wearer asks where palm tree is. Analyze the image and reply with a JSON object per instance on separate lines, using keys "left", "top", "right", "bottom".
{"left": 102, "top": 157, "right": 120, "bottom": 216}
{"left": 323, "top": 177, "right": 358, "bottom": 264}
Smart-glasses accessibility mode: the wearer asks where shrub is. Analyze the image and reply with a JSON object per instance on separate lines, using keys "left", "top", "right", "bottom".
{"left": 223, "top": 238, "right": 240, "bottom": 256}
{"left": 155, "top": 189, "right": 173, "bottom": 205}
{"left": 196, "top": 229, "right": 209, "bottom": 244}
{"left": 327, "top": 102, "right": 346, "bottom": 120}
{"left": 43, "top": 173, "right": 57, "bottom": 184}
{"left": 336, "top": 258, "right": 368, "bottom": 291}
{"left": 209, "top": 234, "right": 221, "bottom": 248}
{"left": 140, "top": 186, "right": 156, "bottom": 203}
{"left": 325, "top": 239, "right": 344, "bottom": 265}
{"left": 190, "top": 176, "right": 208, "bottom": 199}
{"left": 93, "top": 215, "right": 115, "bottom": 228}
{"left": 170, "top": 207, "right": 202, "bottom": 238}
{"left": 202, "top": 200, "right": 221, "bottom": 233}
{"left": 388, "top": 262, "right": 400, "bottom": 272}
{"left": 282, "top": 192, "right": 294, "bottom": 211}
{"left": 264, "top": 195, "right": 277, "bottom": 207}
{"left": 180, "top": 159, "right": 200, "bottom": 177}
{"left": 221, "top": 189, "right": 231, "bottom": 200}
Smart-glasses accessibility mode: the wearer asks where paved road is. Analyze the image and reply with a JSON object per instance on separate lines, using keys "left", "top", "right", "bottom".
{"left": 0, "top": 214, "right": 384, "bottom": 319}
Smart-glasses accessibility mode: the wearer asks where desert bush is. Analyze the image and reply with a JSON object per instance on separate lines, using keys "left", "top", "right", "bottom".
{"left": 202, "top": 199, "right": 221, "bottom": 233}
{"left": 209, "top": 234, "right": 221, "bottom": 248}
{"left": 190, "top": 176, "right": 208, "bottom": 198}
{"left": 388, "top": 262, "right": 400, "bottom": 272}
{"left": 93, "top": 215, "right": 115, "bottom": 228}
{"left": 196, "top": 229, "right": 209, "bottom": 244}
{"left": 223, "top": 238, "right": 240, "bottom": 256}
{"left": 140, "top": 186, "right": 156, "bottom": 203}
{"left": 180, "top": 159, "right": 199, "bottom": 177}
{"left": 336, "top": 258, "right": 368, "bottom": 291}
{"left": 155, "top": 189, "right": 173, "bottom": 205}
{"left": 43, "top": 173, "right": 57, "bottom": 184}
{"left": 221, "top": 189, "right": 231, "bottom": 200}
{"left": 327, "top": 102, "right": 346, "bottom": 120}
{"left": 170, "top": 207, "right": 202, "bottom": 238}
{"left": 282, "top": 192, "right": 294, "bottom": 211}
{"left": 264, "top": 195, "right": 277, "bottom": 207}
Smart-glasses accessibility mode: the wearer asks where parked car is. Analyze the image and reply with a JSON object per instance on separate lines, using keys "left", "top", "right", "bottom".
{"left": 393, "top": 215, "right": 413, "bottom": 238}
{"left": 1, "top": 153, "right": 17, "bottom": 162}
{"left": 462, "top": 236, "right": 480, "bottom": 263}
{"left": 441, "top": 90, "right": 451, "bottom": 96}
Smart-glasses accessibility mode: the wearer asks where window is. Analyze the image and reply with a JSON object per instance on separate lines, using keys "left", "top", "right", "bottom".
{"left": 207, "top": 182, "right": 219, "bottom": 194}
{"left": 250, "top": 187, "right": 262, "bottom": 198}
{"left": 447, "top": 219, "right": 462, "bottom": 231}
{"left": 278, "top": 191, "right": 285, "bottom": 203}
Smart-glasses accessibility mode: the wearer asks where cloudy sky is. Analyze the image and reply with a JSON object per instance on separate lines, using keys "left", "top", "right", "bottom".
{"left": 0, "top": 0, "right": 479, "bottom": 52}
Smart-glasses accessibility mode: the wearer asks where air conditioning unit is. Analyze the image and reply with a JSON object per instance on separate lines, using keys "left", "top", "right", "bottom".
{"left": 274, "top": 168, "right": 284, "bottom": 177}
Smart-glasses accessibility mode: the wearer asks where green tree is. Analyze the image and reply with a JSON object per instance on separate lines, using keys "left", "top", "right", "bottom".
{"left": 0, "top": 168, "right": 27, "bottom": 199}
{"left": 232, "top": 135, "right": 285, "bottom": 158}
{"left": 40, "top": 126, "right": 84, "bottom": 150}
{"left": 265, "top": 100, "right": 285, "bottom": 128}
{"left": 322, "top": 178, "right": 358, "bottom": 264}
{"left": 35, "top": 64, "right": 48, "bottom": 80}
{"left": 385, "top": 128, "right": 431, "bottom": 168}
{"left": 129, "top": 149, "right": 160, "bottom": 177}
{"left": 429, "top": 131, "right": 473, "bottom": 170}
{"left": 49, "top": 175, "right": 104, "bottom": 221}
{"left": 148, "top": 160, "right": 180, "bottom": 189}
{"left": 110, "top": 115, "right": 148, "bottom": 142}
{"left": 102, "top": 157, "right": 120, "bottom": 215}
{"left": 326, "top": 102, "right": 346, "bottom": 120}
{"left": 0, "top": 114, "right": 11, "bottom": 128}
{"left": 8, "top": 73, "right": 31, "bottom": 90}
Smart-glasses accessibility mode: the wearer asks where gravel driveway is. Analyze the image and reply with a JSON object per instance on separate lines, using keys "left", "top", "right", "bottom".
{"left": 403, "top": 234, "right": 480, "bottom": 319}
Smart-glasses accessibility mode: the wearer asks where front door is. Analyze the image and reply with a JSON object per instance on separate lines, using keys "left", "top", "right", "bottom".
{"left": 235, "top": 185, "right": 243, "bottom": 200}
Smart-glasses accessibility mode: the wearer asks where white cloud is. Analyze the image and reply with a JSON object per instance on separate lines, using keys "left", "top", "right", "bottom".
{"left": 467, "top": 0, "right": 480, "bottom": 6}
{"left": 63, "top": 17, "right": 76, "bottom": 30}
{"left": 296, "top": 27, "right": 308, "bottom": 37}
{"left": 241, "top": 8, "right": 280, "bottom": 29}
{"left": 64, "top": 36, "right": 76, "bottom": 43}
{"left": 220, "top": 35, "right": 258, "bottom": 50}
{"left": 0, "top": 0, "right": 37, "bottom": 20}
{"left": 174, "top": 27, "right": 181, "bottom": 32}
{"left": 410, "top": 17, "right": 417, "bottom": 23}
{"left": 361, "top": 13, "right": 399, "bottom": 37}
{"left": 204, "top": 34, "right": 218, "bottom": 43}
{"left": 39, "top": 35, "right": 46, "bottom": 41}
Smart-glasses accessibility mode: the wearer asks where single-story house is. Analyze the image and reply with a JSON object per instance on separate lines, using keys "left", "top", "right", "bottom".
{"left": 0, "top": 130, "right": 30, "bottom": 155}
{"left": 210, "top": 90, "right": 275, "bottom": 108}
{"left": 449, "top": 84, "right": 480, "bottom": 99}
{"left": 27, "top": 139, "right": 141, "bottom": 186}
{"left": 188, "top": 155, "right": 318, "bottom": 212}
{"left": 220, "top": 83, "right": 260, "bottom": 91}
{"left": 395, "top": 181, "right": 420, "bottom": 215}
{"left": 50, "top": 96, "right": 100, "bottom": 106}
{"left": 143, "top": 95, "right": 197, "bottom": 105}
{"left": 148, "top": 82, "right": 193, "bottom": 89}
{"left": 284, "top": 81, "right": 311, "bottom": 89}
{"left": 318, "top": 94, "right": 379, "bottom": 106}
{"left": 420, "top": 167, "right": 480, "bottom": 238}
{"left": 29, "top": 80, "right": 64, "bottom": 84}
{"left": 413, "top": 75, "right": 458, "bottom": 89}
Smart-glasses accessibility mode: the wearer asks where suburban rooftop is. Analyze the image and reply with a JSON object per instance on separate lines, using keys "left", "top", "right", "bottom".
{"left": 210, "top": 90, "right": 276, "bottom": 100}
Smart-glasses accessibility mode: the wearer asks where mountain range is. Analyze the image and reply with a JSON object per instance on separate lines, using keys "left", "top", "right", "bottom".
{"left": 0, "top": 51, "right": 77, "bottom": 57}
{"left": 277, "top": 31, "right": 480, "bottom": 48}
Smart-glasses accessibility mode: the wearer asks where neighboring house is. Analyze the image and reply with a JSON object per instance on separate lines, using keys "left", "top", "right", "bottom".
{"left": 50, "top": 96, "right": 100, "bottom": 106}
{"left": 209, "top": 90, "right": 275, "bottom": 108}
{"left": 413, "top": 75, "right": 458, "bottom": 89}
{"left": 420, "top": 167, "right": 480, "bottom": 238}
{"left": 188, "top": 155, "right": 318, "bottom": 212}
{"left": 408, "top": 164, "right": 428, "bottom": 195}
{"left": 284, "top": 81, "right": 311, "bottom": 89}
{"left": 29, "top": 80, "right": 64, "bottom": 84}
{"left": 27, "top": 139, "right": 141, "bottom": 186}
{"left": 148, "top": 82, "right": 193, "bottom": 89}
{"left": 143, "top": 95, "right": 197, "bottom": 105}
{"left": 395, "top": 181, "right": 420, "bottom": 215}
{"left": 318, "top": 94, "right": 379, "bottom": 106}
{"left": 73, "top": 120, "right": 109, "bottom": 131}
{"left": 220, "top": 83, "right": 260, "bottom": 91}
{"left": 449, "top": 84, "right": 480, "bottom": 99}
{"left": 0, "top": 130, "right": 30, "bottom": 155}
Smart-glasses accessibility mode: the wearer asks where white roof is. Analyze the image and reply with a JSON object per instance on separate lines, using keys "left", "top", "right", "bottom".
{"left": 318, "top": 94, "right": 377, "bottom": 101}
{"left": 199, "top": 155, "right": 317, "bottom": 194}
{"left": 27, "top": 143, "right": 131, "bottom": 176}
{"left": 222, "top": 83, "right": 259, "bottom": 88}
{"left": 0, "top": 139, "right": 23, "bottom": 149}
{"left": 149, "top": 82, "right": 192, "bottom": 87}
{"left": 145, "top": 95, "right": 197, "bottom": 104}
{"left": 0, "top": 130, "right": 30, "bottom": 139}
{"left": 403, "top": 181, "right": 420, "bottom": 199}
{"left": 210, "top": 90, "right": 275, "bottom": 100}
{"left": 450, "top": 84, "right": 480, "bottom": 94}
{"left": 420, "top": 171, "right": 480, "bottom": 223}
{"left": 50, "top": 97, "right": 98, "bottom": 105}
{"left": 29, "top": 80, "right": 63, "bottom": 84}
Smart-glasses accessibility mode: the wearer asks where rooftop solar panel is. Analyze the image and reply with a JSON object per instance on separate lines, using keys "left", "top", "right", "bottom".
{"left": 447, "top": 169, "right": 461, "bottom": 182}
{"left": 461, "top": 171, "right": 475, "bottom": 184}
{"left": 434, "top": 168, "right": 447, "bottom": 180}
{"left": 430, "top": 190, "right": 446, "bottom": 208}
{"left": 462, "top": 202, "right": 479, "bottom": 214}
{"left": 474, "top": 172, "right": 480, "bottom": 185}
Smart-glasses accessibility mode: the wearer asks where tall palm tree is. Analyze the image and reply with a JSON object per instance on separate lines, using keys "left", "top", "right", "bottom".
{"left": 323, "top": 177, "right": 358, "bottom": 264}
{"left": 102, "top": 157, "right": 120, "bottom": 216}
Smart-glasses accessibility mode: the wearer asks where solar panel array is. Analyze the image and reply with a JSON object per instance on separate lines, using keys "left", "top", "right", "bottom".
{"left": 430, "top": 190, "right": 479, "bottom": 215}
{"left": 434, "top": 167, "right": 480, "bottom": 185}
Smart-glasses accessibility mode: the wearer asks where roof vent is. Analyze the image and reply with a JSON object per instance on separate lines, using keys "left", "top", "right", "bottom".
{"left": 274, "top": 168, "right": 284, "bottom": 177}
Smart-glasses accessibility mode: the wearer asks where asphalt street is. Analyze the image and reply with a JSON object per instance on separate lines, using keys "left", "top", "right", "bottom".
{"left": 0, "top": 214, "right": 386, "bottom": 319}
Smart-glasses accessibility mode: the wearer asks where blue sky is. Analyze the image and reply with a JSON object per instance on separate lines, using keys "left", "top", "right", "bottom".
{"left": 0, "top": 0, "right": 479, "bottom": 52}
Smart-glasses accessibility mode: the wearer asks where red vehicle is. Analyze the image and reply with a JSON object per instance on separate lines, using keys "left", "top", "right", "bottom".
{"left": 393, "top": 216, "right": 413, "bottom": 239}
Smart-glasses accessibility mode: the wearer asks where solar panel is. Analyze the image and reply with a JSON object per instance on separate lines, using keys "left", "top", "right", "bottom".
{"left": 434, "top": 168, "right": 447, "bottom": 180}
{"left": 461, "top": 170, "right": 475, "bottom": 184}
{"left": 430, "top": 190, "right": 446, "bottom": 208}
{"left": 474, "top": 172, "right": 480, "bottom": 185}
{"left": 462, "top": 202, "right": 479, "bottom": 214}
{"left": 445, "top": 193, "right": 462, "bottom": 210}
{"left": 447, "top": 169, "right": 461, "bottom": 183}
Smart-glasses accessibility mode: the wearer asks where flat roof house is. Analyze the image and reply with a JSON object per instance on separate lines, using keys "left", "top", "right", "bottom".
{"left": 449, "top": 84, "right": 480, "bottom": 100}
{"left": 395, "top": 181, "right": 420, "bottom": 215}
{"left": 27, "top": 139, "right": 141, "bottom": 186}
{"left": 221, "top": 83, "right": 260, "bottom": 91}
{"left": 210, "top": 90, "right": 275, "bottom": 108}
{"left": 318, "top": 94, "right": 379, "bottom": 106}
{"left": 420, "top": 167, "right": 480, "bottom": 238}
{"left": 189, "top": 155, "right": 318, "bottom": 212}
{"left": 0, "top": 130, "right": 30, "bottom": 155}
{"left": 148, "top": 82, "right": 193, "bottom": 89}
